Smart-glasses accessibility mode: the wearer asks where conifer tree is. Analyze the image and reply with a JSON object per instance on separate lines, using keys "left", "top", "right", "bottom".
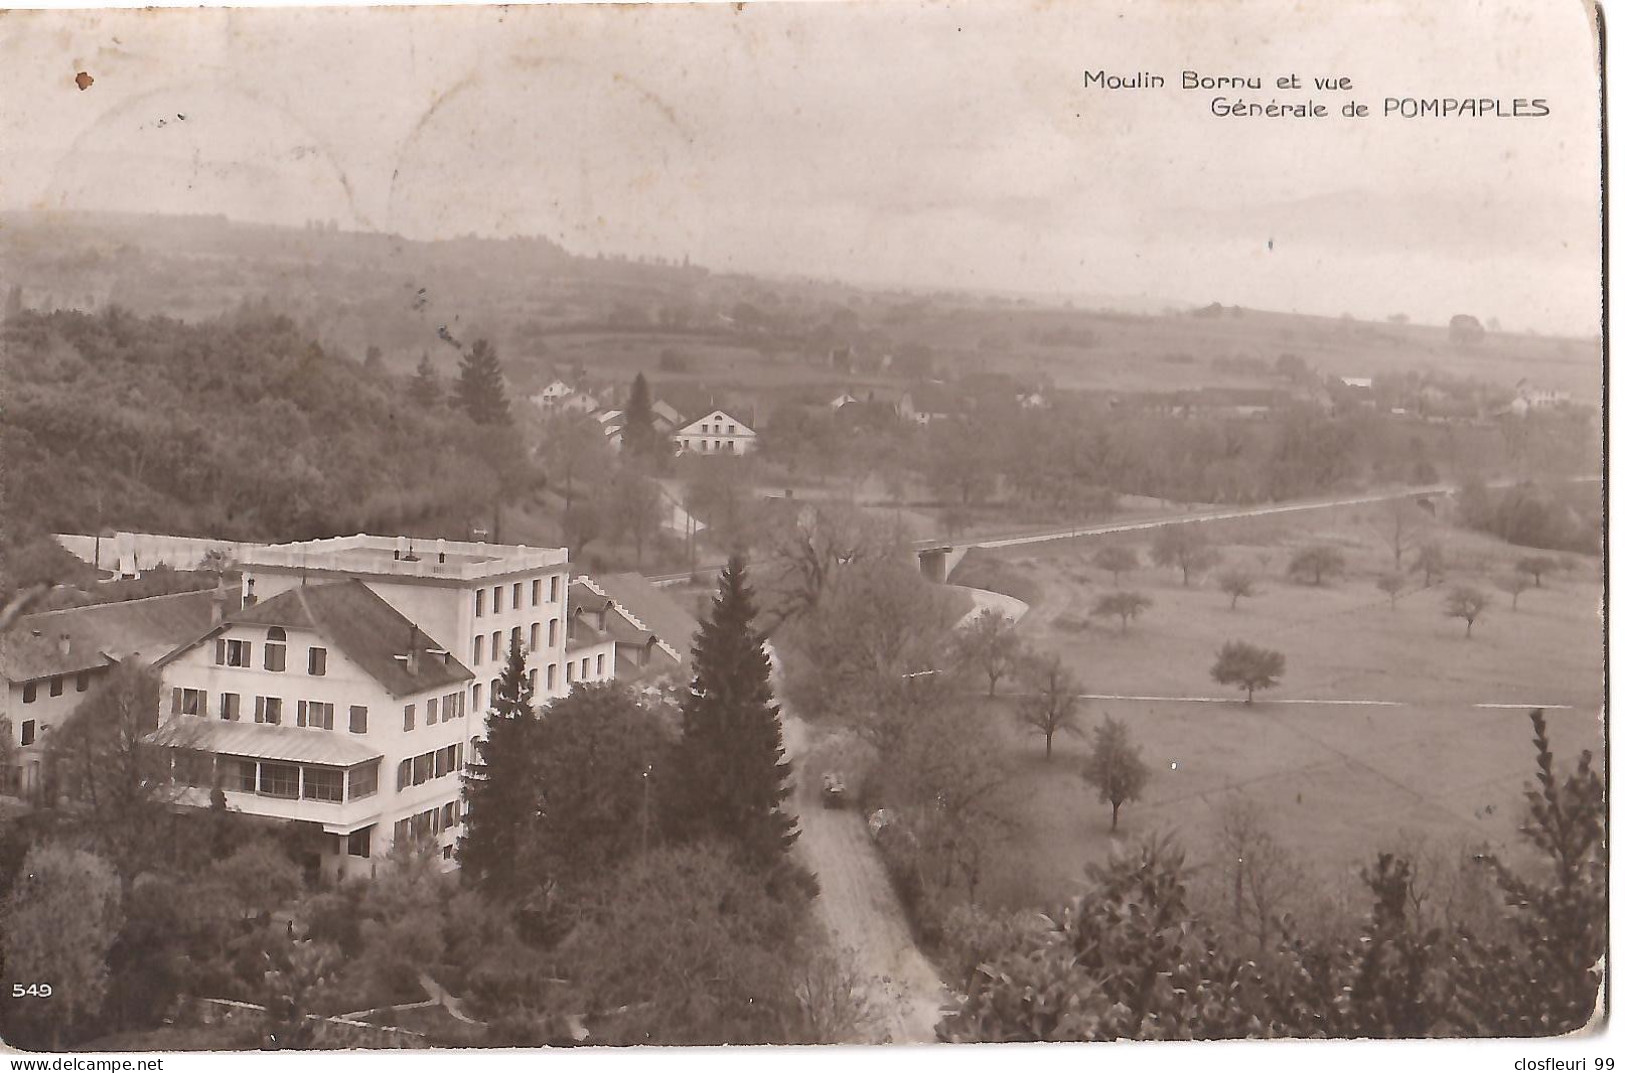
{"left": 458, "top": 635, "right": 544, "bottom": 897}
{"left": 670, "top": 554, "right": 798, "bottom": 866}
{"left": 408, "top": 352, "right": 440, "bottom": 408}
{"left": 452, "top": 338, "right": 512, "bottom": 426}
{"left": 622, "top": 372, "right": 664, "bottom": 465}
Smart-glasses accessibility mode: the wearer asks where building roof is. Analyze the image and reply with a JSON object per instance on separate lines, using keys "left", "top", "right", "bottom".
{"left": 149, "top": 717, "right": 384, "bottom": 767}
{"left": 1, "top": 588, "right": 232, "bottom": 683}
{"left": 159, "top": 580, "right": 472, "bottom": 698}
{"left": 585, "top": 573, "right": 701, "bottom": 671}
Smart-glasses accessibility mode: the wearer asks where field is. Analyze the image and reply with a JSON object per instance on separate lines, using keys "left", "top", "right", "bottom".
{"left": 959, "top": 514, "right": 1604, "bottom": 913}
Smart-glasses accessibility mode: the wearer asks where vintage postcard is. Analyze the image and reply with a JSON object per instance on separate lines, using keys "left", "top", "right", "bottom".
{"left": 0, "top": 0, "right": 1605, "bottom": 1063}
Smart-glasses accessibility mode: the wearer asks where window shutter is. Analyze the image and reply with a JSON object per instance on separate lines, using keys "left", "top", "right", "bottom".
{"left": 243, "top": 641, "right": 252, "bottom": 665}
{"left": 297, "top": 700, "right": 308, "bottom": 727}
{"left": 200, "top": 691, "right": 209, "bottom": 718}
{"left": 171, "top": 687, "right": 181, "bottom": 715}
{"left": 215, "top": 639, "right": 226, "bottom": 665}
{"left": 255, "top": 696, "right": 265, "bottom": 723}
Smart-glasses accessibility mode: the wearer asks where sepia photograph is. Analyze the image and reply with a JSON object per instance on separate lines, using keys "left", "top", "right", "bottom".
{"left": 0, "top": 0, "right": 1606, "bottom": 1061}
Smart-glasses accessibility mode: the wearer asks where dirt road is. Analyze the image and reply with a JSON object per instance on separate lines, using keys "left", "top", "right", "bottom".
{"left": 781, "top": 713, "right": 948, "bottom": 1044}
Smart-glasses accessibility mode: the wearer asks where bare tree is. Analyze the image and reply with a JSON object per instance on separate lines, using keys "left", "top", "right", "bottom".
{"left": 1444, "top": 585, "right": 1492, "bottom": 638}
{"left": 1375, "top": 499, "right": 1427, "bottom": 573}
{"left": 1210, "top": 641, "right": 1285, "bottom": 703}
{"left": 1092, "top": 545, "right": 1139, "bottom": 586}
{"left": 1516, "top": 555, "right": 1559, "bottom": 588}
{"left": 954, "top": 608, "right": 1024, "bottom": 697}
{"left": 1216, "top": 568, "right": 1258, "bottom": 610}
{"left": 1151, "top": 524, "right": 1221, "bottom": 586}
{"left": 762, "top": 502, "right": 907, "bottom": 628}
{"left": 1016, "top": 653, "right": 1083, "bottom": 761}
{"left": 1079, "top": 715, "right": 1150, "bottom": 831}
{"left": 1376, "top": 572, "right": 1406, "bottom": 610}
{"left": 1287, "top": 545, "right": 1345, "bottom": 586}
{"left": 1497, "top": 572, "right": 1533, "bottom": 611}
{"left": 1413, "top": 540, "right": 1446, "bottom": 588}
{"left": 1090, "top": 590, "right": 1151, "bottom": 634}
{"left": 1212, "top": 796, "right": 1305, "bottom": 951}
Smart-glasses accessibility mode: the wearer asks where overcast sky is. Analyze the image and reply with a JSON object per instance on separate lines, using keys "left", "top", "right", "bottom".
{"left": 0, "top": 0, "right": 1602, "bottom": 334}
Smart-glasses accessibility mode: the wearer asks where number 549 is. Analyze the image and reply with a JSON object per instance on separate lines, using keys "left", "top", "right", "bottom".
{"left": 11, "top": 983, "right": 52, "bottom": 998}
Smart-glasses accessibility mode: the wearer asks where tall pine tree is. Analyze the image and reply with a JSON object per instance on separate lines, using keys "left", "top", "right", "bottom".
{"left": 621, "top": 372, "right": 664, "bottom": 465}
{"left": 452, "top": 338, "right": 512, "bottom": 426}
{"left": 458, "top": 635, "right": 544, "bottom": 897}
{"left": 670, "top": 554, "right": 798, "bottom": 866}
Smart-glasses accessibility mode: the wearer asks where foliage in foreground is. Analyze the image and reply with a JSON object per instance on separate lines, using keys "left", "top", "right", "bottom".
{"left": 939, "top": 710, "right": 1604, "bottom": 1041}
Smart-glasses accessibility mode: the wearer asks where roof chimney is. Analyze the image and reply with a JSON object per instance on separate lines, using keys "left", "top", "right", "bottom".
{"left": 58, "top": 633, "right": 71, "bottom": 658}
{"left": 436, "top": 538, "right": 447, "bottom": 564}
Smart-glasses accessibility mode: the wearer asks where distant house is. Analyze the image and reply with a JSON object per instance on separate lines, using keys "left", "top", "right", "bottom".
{"left": 557, "top": 391, "right": 600, "bottom": 416}
{"left": 530, "top": 380, "right": 577, "bottom": 413}
{"left": 673, "top": 409, "right": 758, "bottom": 454}
{"left": 910, "top": 383, "right": 960, "bottom": 424}
{"left": 651, "top": 400, "right": 684, "bottom": 432}
{"left": 1338, "top": 376, "right": 1375, "bottom": 390}
{"left": 1509, "top": 379, "right": 1573, "bottom": 416}
{"left": 1017, "top": 391, "right": 1049, "bottom": 410}
{"left": 831, "top": 387, "right": 919, "bottom": 424}
{"left": 1, "top": 588, "right": 232, "bottom": 800}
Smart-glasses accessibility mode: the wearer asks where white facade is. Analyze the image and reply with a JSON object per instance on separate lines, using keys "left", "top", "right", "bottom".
{"left": 673, "top": 409, "right": 758, "bottom": 455}
{"left": 530, "top": 380, "right": 576, "bottom": 412}
{"left": 236, "top": 535, "right": 573, "bottom": 720}
{"left": 157, "top": 620, "right": 471, "bottom": 879}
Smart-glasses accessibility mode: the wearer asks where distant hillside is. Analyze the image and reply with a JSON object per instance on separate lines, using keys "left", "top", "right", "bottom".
{"left": 0, "top": 210, "right": 1601, "bottom": 414}
{"left": 0, "top": 305, "right": 531, "bottom": 555}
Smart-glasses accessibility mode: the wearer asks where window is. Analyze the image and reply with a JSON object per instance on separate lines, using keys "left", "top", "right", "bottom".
{"left": 404, "top": 704, "right": 416, "bottom": 732}
{"left": 236, "top": 760, "right": 258, "bottom": 792}
{"left": 413, "top": 753, "right": 432, "bottom": 786}
{"left": 350, "top": 762, "right": 378, "bottom": 799}
{"left": 513, "top": 582, "right": 522, "bottom": 609}
{"left": 527, "top": 669, "right": 537, "bottom": 692}
{"left": 226, "top": 639, "right": 251, "bottom": 667}
{"left": 531, "top": 579, "right": 541, "bottom": 606}
{"left": 729, "top": 424, "right": 737, "bottom": 434}
{"left": 442, "top": 802, "right": 457, "bottom": 829}
{"left": 303, "top": 767, "right": 343, "bottom": 802}
{"left": 434, "top": 748, "right": 448, "bottom": 778}
{"left": 180, "top": 688, "right": 205, "bottom": 716}
{"left": 396, "top": 760, "right": 410, "bottom": 791}
{"left": 566, "top": 663, "right": 574, "bottom": 683}
{"left": 550, "top": 575, "right": 560, "bottom": 602}
{"left": 443, "top": 692, "right": 459, "bottom": 720}
{"left": 49, "top": 677, "right": 63, "bottom": 698}
{"left": 491, "top": 631, "right": 501, "bottom": 660}
{"left": 427, "top": 698, "right": 439, "bottom": 725}
{"left": 442, "top": 845, "right": 454, "bottom": 861}
{"left": 348, "top": 828, "right": 372, "bottom": 858}
{"left": 548, "top": 619, "right": 559, "bottom": 647}
{"left": 298, "top": 701, "right": 334, "bottom": 730}
{"left": 581, "top": 658, "right": 590, "bottom": 678}
{"left": 221, "top": 693, "right": 241, "bottom": 721}
{"left": 256, "top": 696, "right": 283, "bottom": 725}
{"left": 475, "top": 590, "right": 485, "bottom": 617}
{"left": 394, "top": 818, "right": 409, "bottom": 844}
{"left": 473, "top": 635, "right": 483, "bottom": 665}
{"left": 529, "top": 622, "right": 540, "bottom": 650}
{"left": 265, "top": 627, "right": 286, "bottom": 672}
{"left": 490, "top": 678, "right": 499, "bottom": 703}
{"left": 596, "top": 653, "right": 605, "bottom": 676}
{"left": 493, "top": 586, "right": 503, "bottom": 614}
{"left": 349, "top": 705, "right": 368, "bottom": 734}
{"left": 21, "top": 720, "right": 35, "bottom": 747}
{"left": 511, "top": 626, "right": 521, "bottom": 652}
{"left": 21, "top": 682, "right": 35, "bottom": 704}
{"left": 75, "top": 672, "right": 89, "bottom": 693}
{"left": 260, "top": 763, "right": 299, "bottom": 799}
{"left": 546, "top": 664, "right": 557, "bottom": 691}
{"left": 308, "top": 647, "right": 327, "bottom": 676}
{"left": 472, "top": 683, "right": 483, "bottom": 712}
